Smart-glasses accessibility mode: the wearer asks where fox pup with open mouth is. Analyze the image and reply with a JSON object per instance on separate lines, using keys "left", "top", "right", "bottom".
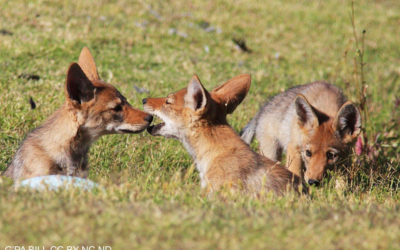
{"left": 143, "top": 74, "right": 306, "bottom": 195}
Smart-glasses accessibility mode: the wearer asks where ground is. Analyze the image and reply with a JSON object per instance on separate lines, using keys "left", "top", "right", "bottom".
{"left": 0, "top": 0, "right": 400, "bottom": 249}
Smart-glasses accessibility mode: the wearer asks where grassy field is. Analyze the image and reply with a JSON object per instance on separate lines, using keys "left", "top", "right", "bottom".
{"left": 1, "top": 0, "right": 400, "bottom": 249}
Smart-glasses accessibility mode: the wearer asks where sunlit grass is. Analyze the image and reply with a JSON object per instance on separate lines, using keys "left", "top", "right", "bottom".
{"left": 0, "top": 0, "right": 399, "bottom": 248}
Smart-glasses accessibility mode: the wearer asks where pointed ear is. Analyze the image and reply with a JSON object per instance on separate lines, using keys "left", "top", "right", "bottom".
{"left": 78, "top": 47, "right": 100, "bottom": 81}
{"left": 66, "top": 63, "right": 95, "bottom": 104}
{"left": 185, "top": 75, "right": 209, "bottom": 111}
{"left": 295, "top": 95, "right": 318, "bottom": 130}
{"left": 334, "top": 102, "right": 361, "bottom": 143}
{"left": 211, "top": 74, "right": 251, "bottom": 114}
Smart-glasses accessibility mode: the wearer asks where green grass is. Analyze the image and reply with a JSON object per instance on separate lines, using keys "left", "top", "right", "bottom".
{"left": 1, "top": 0, "right": 400, "bottom": 249}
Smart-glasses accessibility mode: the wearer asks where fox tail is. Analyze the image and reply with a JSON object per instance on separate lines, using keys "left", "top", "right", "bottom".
{"left": 240, "top": 115, "right": 258, "bottom": 144}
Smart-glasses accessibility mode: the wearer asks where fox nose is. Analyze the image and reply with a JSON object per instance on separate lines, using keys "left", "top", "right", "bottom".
{"left": 142, "top": 98, "right": 147, "bottom": 104}
{"left": 308, "top": 179, "right": 320, "bottom": 186}
{"left": 144, "top": 114, "right": 153, "bottom": 123}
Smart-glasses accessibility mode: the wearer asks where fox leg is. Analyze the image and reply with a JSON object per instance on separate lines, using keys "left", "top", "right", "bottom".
{"left": 65, "top": 157, "right": 89, "bottom": 177}
{"left": 258, "top": 135, "right": 282, "bottom": 162}
{"left": 286, "top": 143, "right": 303, "bottom": 178}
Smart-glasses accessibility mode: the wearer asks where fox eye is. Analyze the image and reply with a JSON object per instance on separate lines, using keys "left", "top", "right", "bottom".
{"left": 112, "top": 104, "right": 123, "bottom": 112}
{"left": 305, "top": 150, "right": 312, "bottom": 157}
{"left": 326, "top": 151, "right": 336, "bottom": 160}
{"left": 166, "top": 98, "right": 173, "bottom": 105}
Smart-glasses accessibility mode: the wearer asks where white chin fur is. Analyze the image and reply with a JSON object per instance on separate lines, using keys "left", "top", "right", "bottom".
{"left": 149, "top": 110, "right": 181, "bottom": 139}
{"left": 156, "top": 123, "right": 176, "bottom": 138}
{"left": 114, "top": 123, "right": 146, "bottom": 133}
{"left": 106, "top": 123, "right": 117, "bottom": 131}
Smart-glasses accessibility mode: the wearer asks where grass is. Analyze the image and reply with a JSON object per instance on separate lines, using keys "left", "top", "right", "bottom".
{"left": 1, "top": 0, "right": 400, "bottom": 248}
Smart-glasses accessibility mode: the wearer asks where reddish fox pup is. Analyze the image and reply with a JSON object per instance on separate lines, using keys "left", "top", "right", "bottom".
{"left": 241, "top": 82, "right": 361, "bottom": 185}
{"left": 143, "top": 74, "right": 306, "bottom": 195}
{"left": 3, "top": 47, "right": 153, "bottom": 180}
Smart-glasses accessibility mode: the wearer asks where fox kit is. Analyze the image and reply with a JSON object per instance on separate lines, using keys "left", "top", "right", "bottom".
{"left": 241, "top": 81, "right": 361, "bottom": 185}
{"left": 143, "top": 74, "right": 305, "bottom": 195}
{"left": 3, "top": 47, "right": 153, "bottom": 180}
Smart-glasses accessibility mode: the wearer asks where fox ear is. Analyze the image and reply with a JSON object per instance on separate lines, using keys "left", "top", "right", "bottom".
{"left": 211, "top": 74, "right": 251, "bottom": 114}
{"left": 334, "top": 102, "right": 361, "bottom": 143}
{"left": 295, "top": 95, "right": 318, "bottom": 130}
{"left": 185, "top": 75, "right": 208, "bottom": 111}
{"left": 78, "top": 47, "right": 100, "bottom": 81}
{"left": 66, "top": 63, "right": 95, "bottom": 104}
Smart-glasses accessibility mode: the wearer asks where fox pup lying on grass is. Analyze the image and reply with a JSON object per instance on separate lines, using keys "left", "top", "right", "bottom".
{"left": 3, "top": 47, "right": 153, "bottom": 180}
{"left": 143, "top": 74, "right": 306, "bottom": 195}
{"left": 241, "top": 82, "right": 361, "bottom": 185}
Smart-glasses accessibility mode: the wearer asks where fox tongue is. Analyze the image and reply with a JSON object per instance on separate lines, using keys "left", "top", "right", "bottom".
{"left": 147, "top": 123, "right": 165, "bottom": 135}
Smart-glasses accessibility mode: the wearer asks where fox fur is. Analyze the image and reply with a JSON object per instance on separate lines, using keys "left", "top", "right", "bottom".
{"left": 143, "top": 74, "right": 306, "bottom": 195}
{"left": 241, "top": 81, "right": 361, "bottom": 185}
{"left": 3, "top": 47, "right": 152, "bottom": 180}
